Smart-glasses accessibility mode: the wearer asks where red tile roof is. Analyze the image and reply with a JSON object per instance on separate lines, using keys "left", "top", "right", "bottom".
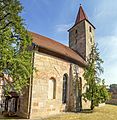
{"left": 30, "top": 32, "right": 86, "bottom": 67}
{"left": 68, "top": 5, "right": 95, "bottom": 32}
{"left": 75, "top": 5, "right": 88, "bottom": 25}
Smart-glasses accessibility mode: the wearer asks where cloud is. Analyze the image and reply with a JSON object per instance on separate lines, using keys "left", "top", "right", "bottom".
{"left": 55, "top": 23, "right": 73, "bottom": 32}
{"left": 92, "top": 0, "right": 117, "bottom": 85}
{"left": 97, "top": 34, "right": 117, "bottom": 85}
{"left": 92, "top": 0, "right": 117, "bottom": 36}
{"left": 93, "top": 0, "right": 117, "bottom": 19}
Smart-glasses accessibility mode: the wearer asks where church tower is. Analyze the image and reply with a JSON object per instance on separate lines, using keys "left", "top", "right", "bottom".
{"left": 68, "top": 5, "right": 95, "bottom": 60}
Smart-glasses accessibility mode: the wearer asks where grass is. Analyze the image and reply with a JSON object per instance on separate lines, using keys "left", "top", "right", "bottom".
{"left": 45, "top": 104, "right": 117, "bottom": 120}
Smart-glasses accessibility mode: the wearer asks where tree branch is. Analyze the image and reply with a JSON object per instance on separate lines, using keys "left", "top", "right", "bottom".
{"left": 0, "top": 13, "right": 10, "bottom": 22}
{"left": 0, "top": 21, "right": 12, "bottom": 30}
{"left": 0, "top": 4, "right": 8, "bottom": 11}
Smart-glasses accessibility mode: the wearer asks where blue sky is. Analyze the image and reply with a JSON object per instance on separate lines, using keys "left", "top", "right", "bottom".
{"left": 20, "top": 0, "right": 117, "bottom": 85}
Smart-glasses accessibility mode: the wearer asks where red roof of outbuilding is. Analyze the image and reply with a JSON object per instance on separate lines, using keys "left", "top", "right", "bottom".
{"left": 30, "top": 32, "right": 86, "bottom": 67}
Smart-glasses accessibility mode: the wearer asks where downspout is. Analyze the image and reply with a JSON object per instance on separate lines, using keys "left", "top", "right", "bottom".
{"left": 28, "top": 50, "right": 35, "bottom": 119}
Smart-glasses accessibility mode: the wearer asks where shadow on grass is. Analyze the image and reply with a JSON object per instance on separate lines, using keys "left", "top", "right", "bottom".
{"left": 0, "top": 114, "right": 24, "bottom": 119}
{"left": 81, "top": 109, "right": 93, "bottom": 114}
{"left": 106, "top": 103, "right": 117, "bottom": 106}
{"left": 0, "top": 116, "right": 22, "bottom": 119}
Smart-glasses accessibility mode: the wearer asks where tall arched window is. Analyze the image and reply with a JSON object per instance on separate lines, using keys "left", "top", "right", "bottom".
{"left": 79, "top": 77, "right": 82, "bottom": 111}
{"left": 48, "top": 78, "right": 56, "bottom": 99}
{"left": 79, "top": 77, "right": 82, "bottom": 92}
{"left": 62, "top": 74, "right": 68, "bottom": 104}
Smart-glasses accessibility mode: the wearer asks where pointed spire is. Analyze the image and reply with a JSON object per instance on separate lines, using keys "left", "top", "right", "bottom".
{"left": 75, "top": 4, "right": 88, "bottom": 25}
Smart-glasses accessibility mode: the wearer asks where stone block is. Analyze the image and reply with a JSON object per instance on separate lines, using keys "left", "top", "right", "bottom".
{"left": 33, "top": 102, "right": 38, "bottom": 106}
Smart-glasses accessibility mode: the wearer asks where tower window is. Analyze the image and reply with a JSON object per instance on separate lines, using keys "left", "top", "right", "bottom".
{"left": 89, "top": 26, "right": 92, "bottom": 32}
{"left": 90, "top": 37, "right": 92, "bottom": 43}
{"left": 75, "top": 39, "right": 77, "bottom": 44}
{"left": 75, "top": 29, "right": 78, "bottom": 34}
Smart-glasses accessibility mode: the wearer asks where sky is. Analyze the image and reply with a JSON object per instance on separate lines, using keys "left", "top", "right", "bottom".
{"left": 20, "top": 0, "right": 117, "bottom": 85}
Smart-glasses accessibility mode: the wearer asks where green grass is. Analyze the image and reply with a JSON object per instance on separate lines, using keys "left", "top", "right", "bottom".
{"left": 45, "top": 104, "right": 117, "bottom": 120}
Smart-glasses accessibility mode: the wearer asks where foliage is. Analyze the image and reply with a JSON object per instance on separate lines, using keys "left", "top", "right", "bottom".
{"left": 0, "top": 0, "right": 33, "bottom": 94}
{"left": 83, "top": 44, "right": 110, "bottom": 110}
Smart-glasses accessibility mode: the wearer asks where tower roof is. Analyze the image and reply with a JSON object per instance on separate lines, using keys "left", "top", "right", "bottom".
{"left": 68, "top": 5, "right": 95, "bottom": 31}
{"left": 75, "top": 5, "right": 88, "bottom": 25}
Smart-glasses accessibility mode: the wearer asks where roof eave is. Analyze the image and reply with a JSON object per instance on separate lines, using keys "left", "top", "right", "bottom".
{"left": 32, "top": 43, "right": 87, "bottom": 67}
{"left": 68, "top": 19, "right": 96, "bottom": 32}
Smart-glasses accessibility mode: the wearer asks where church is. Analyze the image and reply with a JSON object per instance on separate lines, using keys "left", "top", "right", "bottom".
{"left": 1, "top": 5, "right": 95, "bottom": 119}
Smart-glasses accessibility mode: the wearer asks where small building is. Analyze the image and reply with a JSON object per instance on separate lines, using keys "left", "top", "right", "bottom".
{"left": 106, "top": 84, "right": 117, "bottom": 105}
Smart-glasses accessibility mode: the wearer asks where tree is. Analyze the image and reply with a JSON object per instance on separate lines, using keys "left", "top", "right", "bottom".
{"left": 83, "top": 44, "right": 110, "bottom": 110}
{"left": 0, "top": 0, "right": 33, "bottom": 94}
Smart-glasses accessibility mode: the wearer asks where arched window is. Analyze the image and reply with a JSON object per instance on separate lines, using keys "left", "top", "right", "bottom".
{"left": 48, "top": 78, "right": 56, "bottom": 99}
{"left": 89, "top": 26, "right": 92, "bottom": 32}
{"left": 79, "top": 77, "right": 82, "bottom": 91}
{"left": 62, "top": 74, "right": 68, "bottom": 104}
{"left": 79, "top": 77, "right": 82, "bottom": 110}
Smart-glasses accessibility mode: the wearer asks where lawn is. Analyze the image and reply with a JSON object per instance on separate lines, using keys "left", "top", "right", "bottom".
{"left": 45, "top": 104, "right": 117, "bottom": 120}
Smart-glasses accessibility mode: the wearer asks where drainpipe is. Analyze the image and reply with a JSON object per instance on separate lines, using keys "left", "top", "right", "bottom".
{"left": 28, "top": 50, "right": 35, "bottom": 119}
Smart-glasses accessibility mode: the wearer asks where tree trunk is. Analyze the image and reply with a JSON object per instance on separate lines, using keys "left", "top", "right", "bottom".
{"left": 91, "top": 100, "right": 94, "bottom": 110}
{"left": 91, "top": 86, "right": 94, "bottom": 110}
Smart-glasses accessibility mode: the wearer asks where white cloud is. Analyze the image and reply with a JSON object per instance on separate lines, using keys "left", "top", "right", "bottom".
{"left": 92, "top": 0, "right": 117, "bottom": 85}
{"left": 97, "top": 34, "right": 117, "bottom": 85}
{"left": 55, "top": 23, "right": 73, "bottom": 32}
{"left": 93, "top": 0, "right": 117, "bottom": 19}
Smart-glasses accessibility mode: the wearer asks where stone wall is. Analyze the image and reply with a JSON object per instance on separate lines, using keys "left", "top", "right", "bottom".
{"left": 16, "top": 51, "right": 90, "bottom": 119}
{"left": 16, "top": 86, "right": 30, "bottom": 118}
{"left": 0, "top": 53, "right": 90, "bottom": 118}
{"left": 106, "top": 93, "right": 117, "bottom": 105}
{"left": 69, "top": 21, "right": 86, "bottom": 59}
{"left": 79, "top": 67, "right": 91, "bottom": 109}
{"left": 69, "top": 20, "right": 95, "bottom": 60}
{"left": 30, "top": 52, "right": 70, "bottom": 118}
{"left": 68, "top": 64, "right": 90, "bottom": 111}
{"left": 85, "top": 21, "right": 95, "bottom": 59}
{"left": 0, "top": 78, "right": 4, "bottom": 106}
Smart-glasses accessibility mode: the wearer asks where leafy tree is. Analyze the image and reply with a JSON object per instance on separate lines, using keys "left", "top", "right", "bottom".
{"left": 83, "top": 44, "right": 110, "bottom": 110}
{"left": 0, "top": 0, "right": 33, "bottom": 94}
